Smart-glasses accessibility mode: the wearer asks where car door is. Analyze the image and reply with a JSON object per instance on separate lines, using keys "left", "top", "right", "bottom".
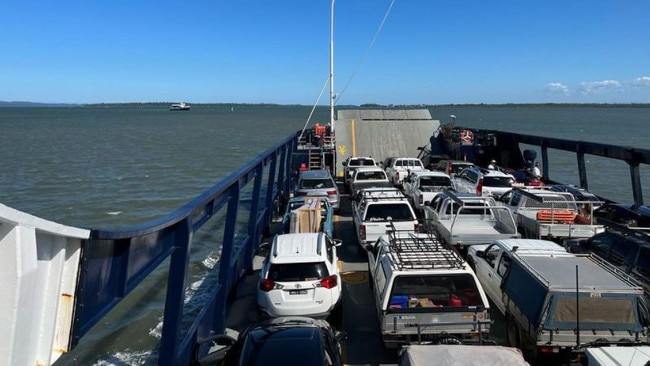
{"left": 472, "top": 244, "right": 505, "bottom": 312}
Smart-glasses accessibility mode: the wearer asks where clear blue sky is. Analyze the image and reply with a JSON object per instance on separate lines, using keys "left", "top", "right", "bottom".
{"left": 1, "top": 0, "right": 649, "bottom": 105}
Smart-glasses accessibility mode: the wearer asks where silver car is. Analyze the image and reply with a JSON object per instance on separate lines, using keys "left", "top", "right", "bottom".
{"left": 295, "top": 170, "right": 340, "bottom": 210}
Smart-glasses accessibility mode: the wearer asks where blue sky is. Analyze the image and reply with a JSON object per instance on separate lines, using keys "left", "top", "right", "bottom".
{"left": 1, "top": 0, "right": 649, "bottom": 105}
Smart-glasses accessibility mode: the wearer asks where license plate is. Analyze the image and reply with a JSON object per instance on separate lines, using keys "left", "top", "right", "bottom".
{"left": 289, "top": 289, "right": 308, "bottom": 295}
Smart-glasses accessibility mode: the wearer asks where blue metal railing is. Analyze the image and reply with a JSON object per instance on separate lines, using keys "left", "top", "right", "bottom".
{"left": 70, "top": 131, "right": 298, "bottom": 365}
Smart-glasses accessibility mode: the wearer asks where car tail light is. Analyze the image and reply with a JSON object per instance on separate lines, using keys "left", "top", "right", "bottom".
{"left": 414, "top": 221, "right": 420, "bottom": 232}
{"left": 360, "top": 224, "right": 366, "bottom": 241}
{"left": 418, "top": 194, "right": 423, "bottom": 205}
{"left": 476, "top": 178, "right": 483, "bottom": 196}
{"left": 326, "top": 189, "right": 337, "bottom": 195}
{"left": 259, "top": 279, "right": 277, "bottom": 292}
{"left": 539, "top": 346, "right": 559, "bottom": 354}
{"left": 319, "top": 275, "right": 338, "bottom": 289}
{"left": 446, "top": 161, "right": 452, "bottom": 175}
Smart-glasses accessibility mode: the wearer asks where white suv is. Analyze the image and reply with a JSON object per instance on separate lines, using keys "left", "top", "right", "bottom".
{"left": 257, "top": 233, "right": 342, "bottom": 318}
{"left": 452, "top": 166, "right": 514, "bottom": 199}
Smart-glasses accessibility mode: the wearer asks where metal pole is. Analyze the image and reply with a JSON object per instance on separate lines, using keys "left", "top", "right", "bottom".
{"left": 330, "top": 0, "right": 335, "bottom": 132}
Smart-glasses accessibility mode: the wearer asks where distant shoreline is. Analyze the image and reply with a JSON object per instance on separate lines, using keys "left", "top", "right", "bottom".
{"left": 2, "top": 101, "right": 650, "bottom": 108}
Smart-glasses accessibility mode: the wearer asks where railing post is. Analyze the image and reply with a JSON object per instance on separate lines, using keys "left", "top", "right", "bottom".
{"left": 576, "top": 143, "right": 588, "bottom": 190}
{"left": 214, "top": 186, "right": 240, "bottom": 333}
{"left": 159, "top": 218, "right": 192, "bottom": 365}
{"left": 246, "top": 165, "right": 264, "bottom": 267}
{"left": 629, "top": 160, "right": 644, "bottom": 205}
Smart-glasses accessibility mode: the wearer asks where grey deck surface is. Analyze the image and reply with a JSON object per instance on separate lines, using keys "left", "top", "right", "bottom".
{"left": 332, "top": 109, "right": 439, "bottom": 178}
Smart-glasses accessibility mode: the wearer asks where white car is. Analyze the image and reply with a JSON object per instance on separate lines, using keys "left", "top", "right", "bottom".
{"left": 257, "top": 232, "right": 342, "bottom": 318}
{"left": 452, "top": 166, "right": 514, "bottom": 199}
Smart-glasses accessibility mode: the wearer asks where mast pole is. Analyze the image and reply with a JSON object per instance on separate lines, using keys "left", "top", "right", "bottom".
{"left": 329, "top": 0, "right": 335, "bottom": 132}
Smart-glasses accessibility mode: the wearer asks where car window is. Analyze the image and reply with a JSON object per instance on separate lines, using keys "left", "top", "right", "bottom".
{"left": 301, "top": 178, "right": 335, "bottom": 189}
{"left": 609, "top": 237, "right": 635, "bottom": 268}
{"left": 589, "top": 233, "right": 615, "bottom": 258}
{"left": 483, "top": 176, "right": 513, "bottom": 187}
{"left": 633, "top": 246, "right": 650, "bottom": 279}
{"left": 390, "top": 274, "right": 484, "bottom": 307}
{"left": 365, "top": 203, "right": 414, "bottom": 221}
{"left": 269, "top": 262, "right": 329, "bottom": 281}
{"left": 420, "top": 176, "right": 452, "bottom": 187}
{"left": 485, "top": 245, "right": 501, "bottom": 268}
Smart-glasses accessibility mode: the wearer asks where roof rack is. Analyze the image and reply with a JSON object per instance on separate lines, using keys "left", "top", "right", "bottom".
{"left": 384, "top": 229, "right": 466, "bottom": 271}
{"left": 356, "top": 188, "right": 408, "bottom": 202}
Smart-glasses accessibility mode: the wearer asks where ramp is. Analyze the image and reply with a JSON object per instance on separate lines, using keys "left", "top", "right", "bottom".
{"left": 332, "top": 109, "right": 439, "bottom": 177}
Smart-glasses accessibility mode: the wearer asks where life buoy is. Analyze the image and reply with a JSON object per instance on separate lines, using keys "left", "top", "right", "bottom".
{"left": 460, "top": 129, "right": 474, "bottom": 144}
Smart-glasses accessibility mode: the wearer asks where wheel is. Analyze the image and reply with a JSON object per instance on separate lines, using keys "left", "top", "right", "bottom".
{"left": 506, "top": 316, "right": 521, "bottom": 348}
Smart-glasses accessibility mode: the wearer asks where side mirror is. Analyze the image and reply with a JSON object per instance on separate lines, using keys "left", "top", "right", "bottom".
{"left": 333, "top": 239, "right": 343, "bottom": 247}
{"left": 476, "top": 250, "right": 485, "bottom": 258}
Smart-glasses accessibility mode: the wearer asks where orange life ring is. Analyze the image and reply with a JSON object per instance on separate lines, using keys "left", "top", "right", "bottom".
{"left": 460, "top": 129, "right": 474, "bottom": 144}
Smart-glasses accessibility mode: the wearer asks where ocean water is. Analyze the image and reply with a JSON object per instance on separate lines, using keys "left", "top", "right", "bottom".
{"left": 1, "top": 104, "right": 648, "bottom": 365}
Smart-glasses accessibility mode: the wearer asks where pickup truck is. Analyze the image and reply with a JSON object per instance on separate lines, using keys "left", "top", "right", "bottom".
{"left": 351, "top": 188, "right": 418, "bottom": 254}
{"left": 497, "top": 188, "right": 605, "bottom": 242}
{"left": 467, "top": 238, "right": 650, "bottom": 363}
{"left": 382, "top": 157, "right": 426, "bottom": 187}
{"left": 402, "top": 170, "right": 454, "bottom": 214}
{"left": 366, "top": 230, "right": 492, "bottom": 348}
{"left": 342, "top": 156, "right": 377, "bottom": 193}
{"left": 348, "top": 166, "right": 393, "bottom": 196}
{"left": 422, "top": 190, "right": 520, "bottom": 254}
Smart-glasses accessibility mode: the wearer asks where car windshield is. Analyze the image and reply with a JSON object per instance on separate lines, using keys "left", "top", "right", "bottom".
{"left": 300, "top": 178, "right": 335, "bottom": 189}
{"left": 268, "top": 262, "right": 329, "bottom": 281}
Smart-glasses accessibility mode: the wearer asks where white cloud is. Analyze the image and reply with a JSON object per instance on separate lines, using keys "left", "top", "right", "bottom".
{"left": 578, "top": 80, "right": 623, "bottom": 94}
{"left": 630, "top": 76, "right": 650, "bottom": 87}
{"left": 543, "top": 82, "right": 569, "bottom": 95}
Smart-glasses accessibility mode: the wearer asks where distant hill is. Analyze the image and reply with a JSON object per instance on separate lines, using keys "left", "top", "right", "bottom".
{"left": 0, "top": 101, "right": 80, "bottom": 107}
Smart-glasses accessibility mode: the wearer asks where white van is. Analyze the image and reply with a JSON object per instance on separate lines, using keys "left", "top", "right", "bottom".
{"left": 365, "top": 231, "right": 492, "bottom": 348}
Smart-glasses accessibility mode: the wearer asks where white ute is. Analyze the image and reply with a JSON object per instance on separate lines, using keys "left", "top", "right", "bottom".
{"left": 366, "top": 230, "right": 492, "bottom": 348}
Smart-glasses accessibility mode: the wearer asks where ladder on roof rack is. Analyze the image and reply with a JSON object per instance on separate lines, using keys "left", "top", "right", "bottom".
{"left": 385, "top": 229, "right": 466, "bottom": 270}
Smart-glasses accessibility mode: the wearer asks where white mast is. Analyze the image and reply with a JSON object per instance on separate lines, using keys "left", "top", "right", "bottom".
{"left": 329, "top": 0, "right": 335, "bottom": 132}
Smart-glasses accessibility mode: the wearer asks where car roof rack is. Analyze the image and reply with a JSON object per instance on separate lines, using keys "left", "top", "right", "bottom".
{"left": 383, "top": 229, "right": 465, "bottom": 270}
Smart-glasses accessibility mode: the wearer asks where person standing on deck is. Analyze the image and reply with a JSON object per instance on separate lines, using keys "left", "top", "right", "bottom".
{"left": 488, "top": 159, "right": 497, "bottom": 170}
{"left": 533, "top": 162, "right": 542, "bottom": 178}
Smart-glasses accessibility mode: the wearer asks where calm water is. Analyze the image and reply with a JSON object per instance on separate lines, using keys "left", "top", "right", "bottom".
{"left": 1, "top": 104, "right": 649, "bottom": 365}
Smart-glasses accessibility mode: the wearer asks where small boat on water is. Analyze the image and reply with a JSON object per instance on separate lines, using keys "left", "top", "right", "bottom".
{"left": 169, "top": 102, "right": 190, "bottom": 111}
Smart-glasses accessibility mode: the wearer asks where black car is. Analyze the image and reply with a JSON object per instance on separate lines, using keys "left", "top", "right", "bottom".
{"left": 564, "top": 225, "right": 650, "bottom": 300}
{"left": 593, "top": 203, "right": 650, "bottom": 227}
{"left": 198, "top": 317, "right": 346, "bottom": 366}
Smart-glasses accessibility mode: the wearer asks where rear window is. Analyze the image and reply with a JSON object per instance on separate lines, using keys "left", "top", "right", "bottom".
{"left": 419, "top": 176, "right": 452, "bottom": 187}
{"left": 483, "top": 176, "right": 513, "bottom": 187}
{"left": 240, "top": 329, "right": 325, "bottom": 366}
{"left": 364, "top": 203, "right": 415, "bottom": 221}
{"left": 389, "top": 274, "right": 484, "bottom": 308}
{"left": 300, "top": 178, "right": 335, "bottom": 189}
{"left": 356, "top": 171, "right": 387, "bottom": 181}
{"left": 268, "top": 262, "right": 329, "bottom": 281}
{"left": 350, "top": 158, "right": 375, "bottom": 167}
